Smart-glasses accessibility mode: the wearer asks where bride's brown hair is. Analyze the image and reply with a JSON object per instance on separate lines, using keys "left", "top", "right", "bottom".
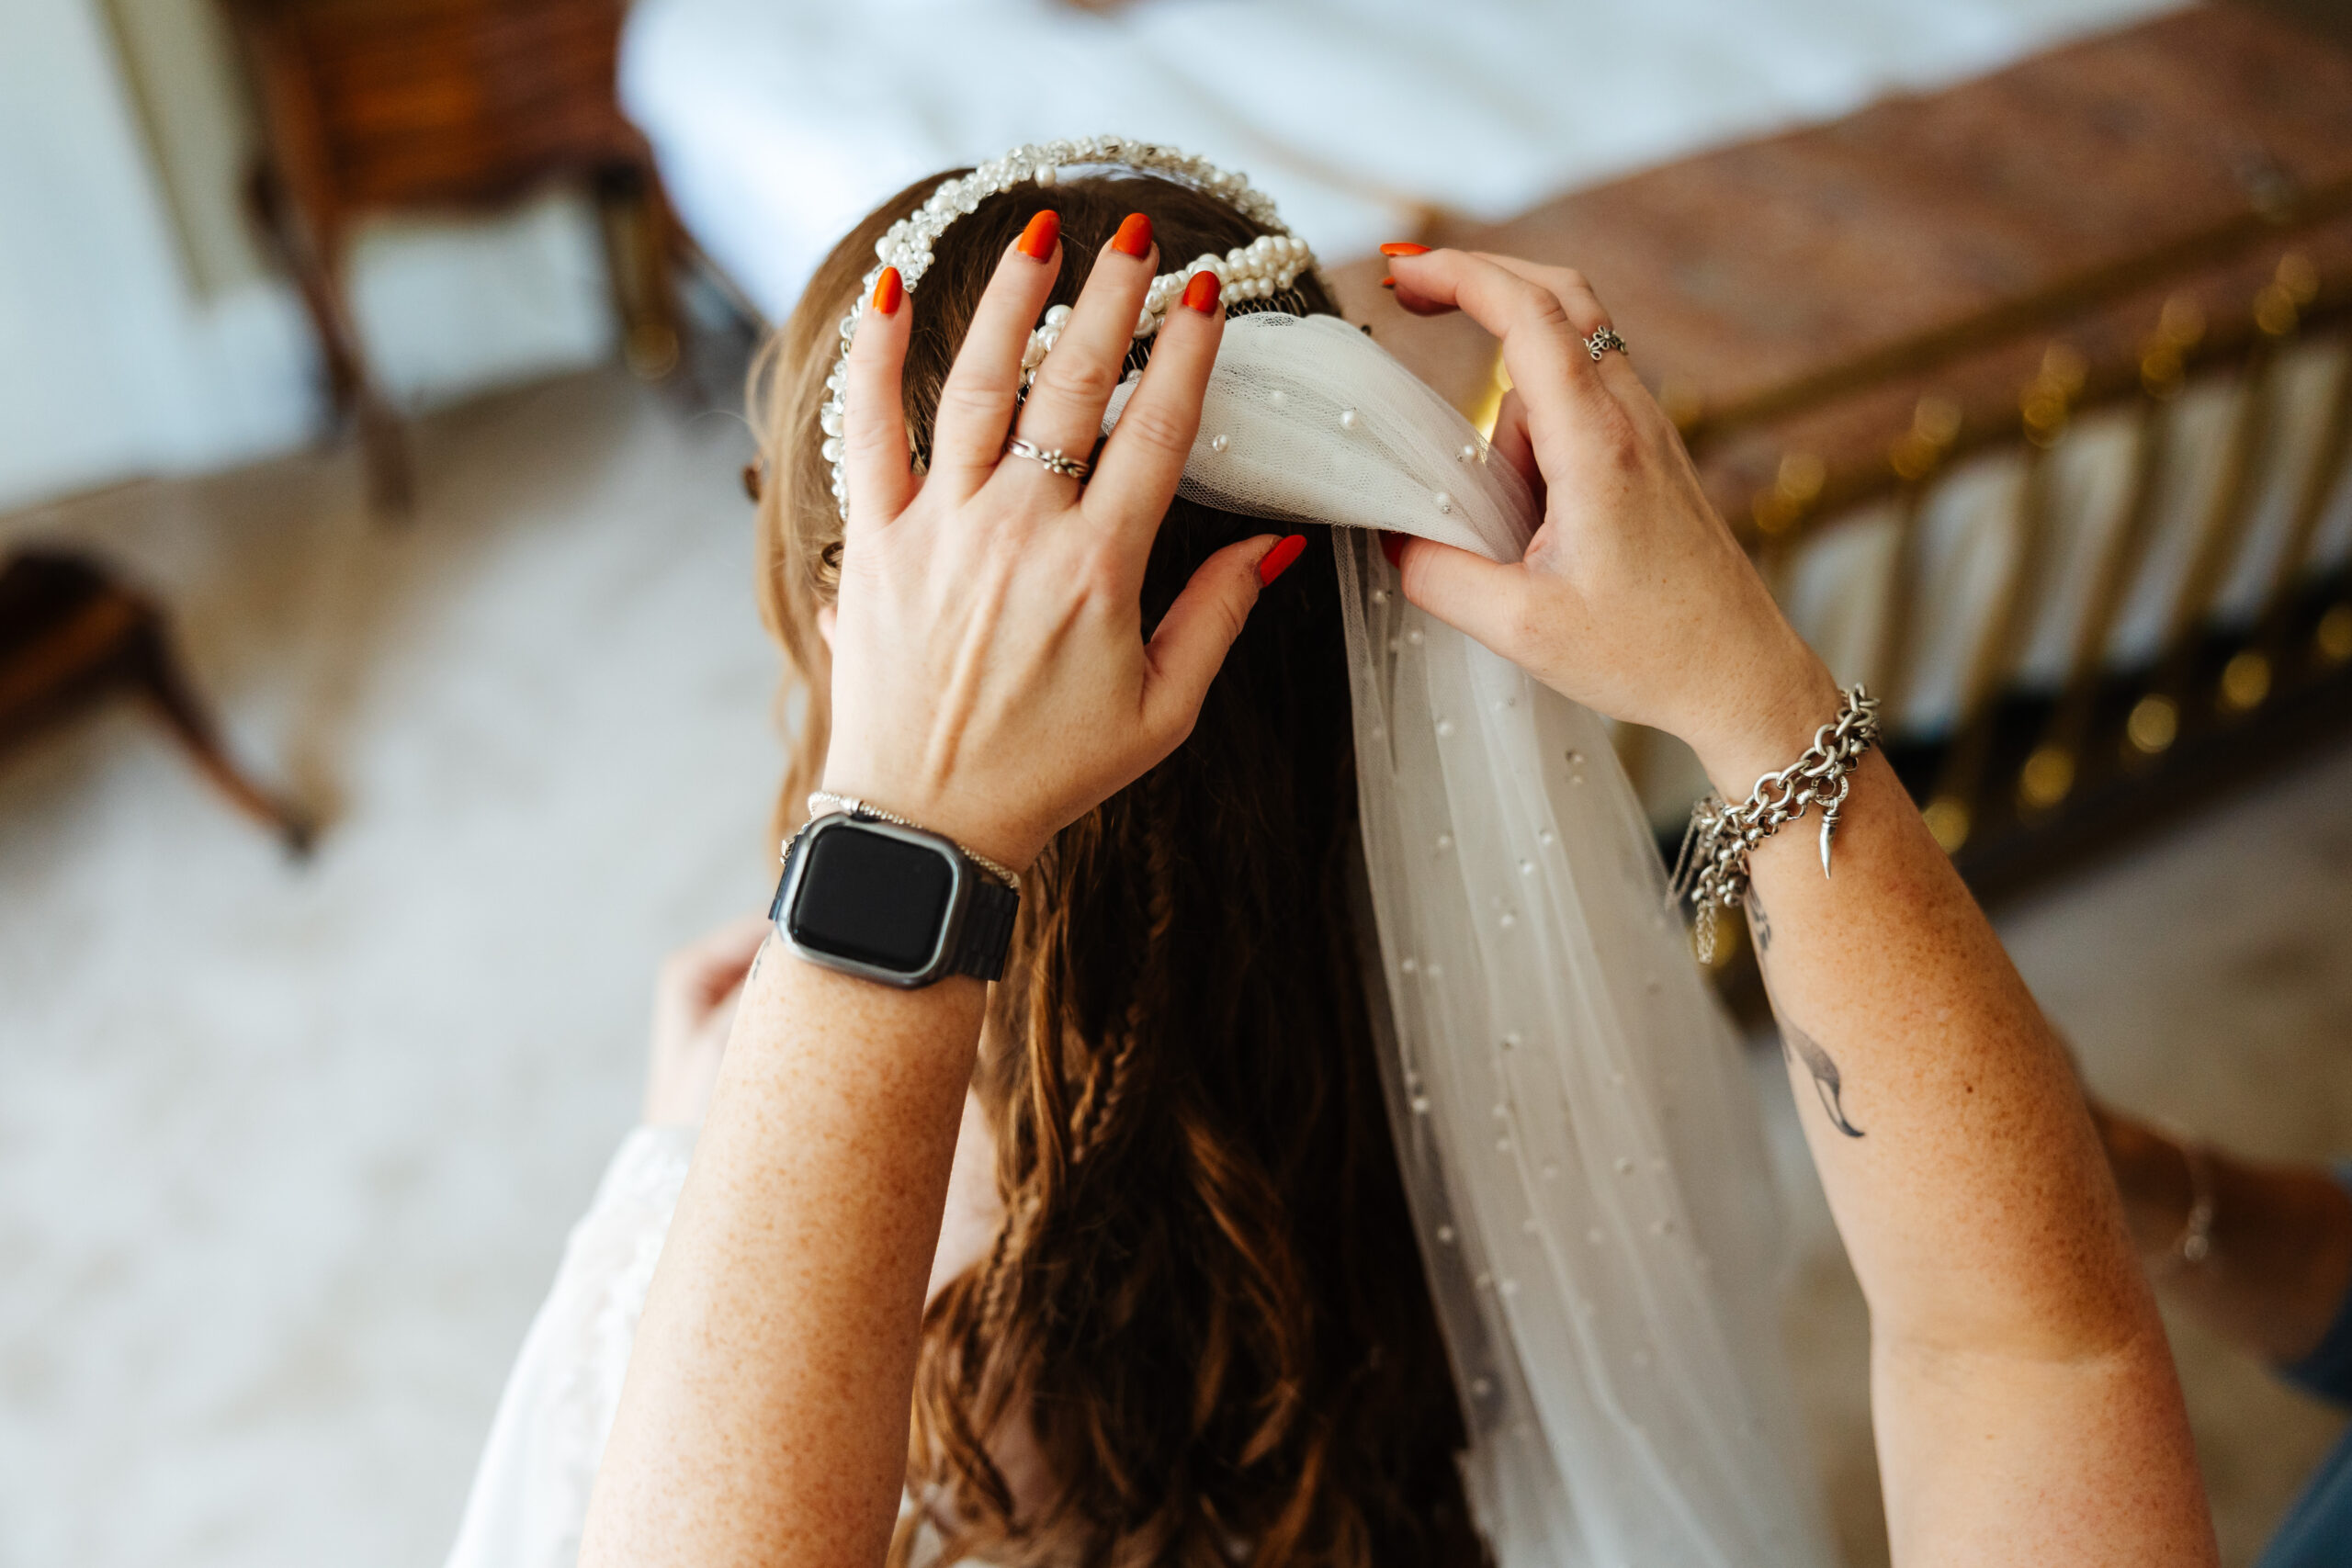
{"left": 749, "top": 171, "right": 1484, "bottom": 1567}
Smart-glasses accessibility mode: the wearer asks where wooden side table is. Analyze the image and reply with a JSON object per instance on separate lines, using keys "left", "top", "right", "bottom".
{"left": 226, "top": 0, "right": 682, "bottom": 512}
{"left": 0, "top": 550, "right": 312, "bottom": 853}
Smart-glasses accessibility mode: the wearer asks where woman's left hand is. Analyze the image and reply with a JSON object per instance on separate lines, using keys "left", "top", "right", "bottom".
{"left": 820, "top": 212, "right": 1297, "bottom": 874}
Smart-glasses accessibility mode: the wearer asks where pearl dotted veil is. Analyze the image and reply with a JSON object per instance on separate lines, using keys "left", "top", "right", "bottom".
{"left": 1106, "top": 315, "right": 1835, "bottom": 1566}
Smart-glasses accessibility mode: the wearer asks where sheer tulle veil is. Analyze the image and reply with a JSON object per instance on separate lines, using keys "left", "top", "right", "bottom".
{"left": 1104, "top": 315, "right": 1834, "bottom": 1566}
{"left": 834, "top": 138, "right": 1836, "bottom": 1564}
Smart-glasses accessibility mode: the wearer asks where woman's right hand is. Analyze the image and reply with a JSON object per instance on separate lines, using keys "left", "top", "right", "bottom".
{"left": 1382, "top": 248, "right": 1838, "bottom": 795}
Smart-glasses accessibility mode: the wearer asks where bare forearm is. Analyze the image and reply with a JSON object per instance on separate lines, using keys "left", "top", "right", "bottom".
{"left": 1698, "top": 689, "right": 2210, "bottom": 1561}
{"left": 1728, "top": 750, "right": 2144, "bottom": 1353}
{"left": 580, "top": 936, "right": 987, "bottom": 1567}
{"left": 1872, "top": 1336, "right": 2211, "bottom": 1566}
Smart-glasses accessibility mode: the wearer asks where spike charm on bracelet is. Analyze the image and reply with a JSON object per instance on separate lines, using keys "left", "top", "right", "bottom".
{"left": 1668, "top": 686, "right": 1882, "bottom": 964}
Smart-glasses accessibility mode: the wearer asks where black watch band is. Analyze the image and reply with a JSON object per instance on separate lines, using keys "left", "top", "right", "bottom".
{"left": 948, "top": 875, "right": 1020, "bottom": 982}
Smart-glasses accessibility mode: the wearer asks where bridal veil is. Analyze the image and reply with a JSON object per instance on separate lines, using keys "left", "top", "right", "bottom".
{"left": 1110, "top": 312, "right": 1835, "bottom": 1567}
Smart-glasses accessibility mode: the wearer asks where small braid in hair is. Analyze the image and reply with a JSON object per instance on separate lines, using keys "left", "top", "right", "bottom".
{"left": 1067, "top": 776, "right": 1176, "bottom": 1163}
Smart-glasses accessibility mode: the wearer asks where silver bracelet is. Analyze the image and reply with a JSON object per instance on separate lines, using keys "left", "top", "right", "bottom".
{"left": 1669, "top": 685, "right": 1882, "bottom": 964}
{"left": 802, "top": 791, "right": 1022, "bottom": 889}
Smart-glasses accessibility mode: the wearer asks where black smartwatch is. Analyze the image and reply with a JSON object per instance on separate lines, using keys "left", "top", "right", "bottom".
{"left": 770, "top": 811, "right": 1019, "bottom": 987}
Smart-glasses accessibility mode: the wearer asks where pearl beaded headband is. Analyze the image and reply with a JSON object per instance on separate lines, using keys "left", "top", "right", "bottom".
{"left": 819, "top": 135, "right": 1323, "bottom": 518}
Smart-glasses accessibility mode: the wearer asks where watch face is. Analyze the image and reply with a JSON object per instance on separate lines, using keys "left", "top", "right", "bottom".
{"left": 787, "top": 822, "right": 956, "bottom": 973}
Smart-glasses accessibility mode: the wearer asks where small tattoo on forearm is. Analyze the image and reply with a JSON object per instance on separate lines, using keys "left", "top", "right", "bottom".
{"left": 1747, "top": 889, "right": 1772, "bottom": 953}
{"left": 1781, "top": 1017, "right": 1864, "bottom": 1139}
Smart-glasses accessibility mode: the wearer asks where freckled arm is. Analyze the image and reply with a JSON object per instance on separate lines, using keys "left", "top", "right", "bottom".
{"left": 1717, "top": 692, "right": 2212, "bottom": 1568}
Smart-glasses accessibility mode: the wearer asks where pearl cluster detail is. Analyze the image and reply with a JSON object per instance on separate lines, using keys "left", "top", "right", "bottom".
{"left": 1129, "top": 233, "right": 1315, "bottom": 341}
{"left": 820, "top": 135, "right": 1320, "bottom": 517}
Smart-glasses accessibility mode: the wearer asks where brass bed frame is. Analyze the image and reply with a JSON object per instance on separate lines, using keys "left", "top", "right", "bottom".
{"left": 1335, "top": 4, "right": 2352, "bottom": 998}
{"left": 1706, "top": 188, "right": 2352, "bottom": 896}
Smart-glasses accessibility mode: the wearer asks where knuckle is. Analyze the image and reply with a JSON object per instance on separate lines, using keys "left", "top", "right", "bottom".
{"left": 976, "top": 493, "right": 1044, "bottom": 550}
{"left": 1591, "top": 401, "right": 1645, "bottom": 469}
{"left": 1492, "top": 284, "right": 1574, "bottom": 349}
{"left": 842, "top": 414, "right": 902, "bottom": 459}
{"left": 1113, "top": 397, "right": 1195, "bottom": 458}
{"left": 1205, "top": 584, "right": 1250, "bottom": 649}
{"left": 1395, "top": 548, "right": 1430, "bottom": 605}
{"left": 1208, "top": 569, "right": 1257, "bottom": 648}
{"left": 1544, "top": 265, "right": 1598, "bottom": 310}
{"left": 1151, "top": 703, "right": 1201, "bottom": 756}
{"left": 1033, "top": 353, "right": 1120, "bottom": 409}
{"left": 935, "top": 378, "right": 1007, "bottom": 429}
{"left": 1076, "top": 546, "right": 1126, "bottom": 601}
{"left": 1521, "top": 290, "right": 1574, "bottom": 336}
{"left": 1217, "top": 596, "right": 1251, "bottom": 649}
{"left": 1504, "top": 590, "right": 1551, "bottom": 654}
{"left": 1520, "top": 527, "right": 1566, "bottom": 574}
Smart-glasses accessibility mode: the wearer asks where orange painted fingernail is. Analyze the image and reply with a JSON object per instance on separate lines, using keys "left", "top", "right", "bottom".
{"left": 1183, "top": 270, "right": 1221, "bottom": 313}
{"left": 1259, "top": 533, "right": 1307, "bottom": 586}
{"left": 1018, "top": 209, "right": 1060, "bottom": 261}
{"left": 1380, "top": 531, "right": 1407, "bottom": 569}
{"left": 1112, "top": 212, "right": 1153, "bottom": 258}
{"left": 1379, "top": 242, "right": 1431, "bottom": 256}
{"left": 1379, "top": 276, "right": 1396, "bottom": 289}
{"left": 871, "top": 265, "right": 903, "bottom": 316}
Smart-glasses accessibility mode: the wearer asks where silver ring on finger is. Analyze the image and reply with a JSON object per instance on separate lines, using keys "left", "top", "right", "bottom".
{"left": 1003, "top": 437, "right": 1091, "bottom": 481}
{"left": 1584, "top": 326, "right": 1629, "bottom": 362}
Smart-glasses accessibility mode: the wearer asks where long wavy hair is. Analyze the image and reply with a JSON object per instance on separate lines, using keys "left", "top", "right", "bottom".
{"left": 749, "top": 171, "right": 1483, "bottom": 1568}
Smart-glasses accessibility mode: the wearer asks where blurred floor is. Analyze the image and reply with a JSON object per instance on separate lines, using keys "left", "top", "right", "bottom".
{"left": 0, "top": 364, "right": 2346, "bottom": 1566}
{"left": 0, "top": 366, "right": 776, "bottom": 1568}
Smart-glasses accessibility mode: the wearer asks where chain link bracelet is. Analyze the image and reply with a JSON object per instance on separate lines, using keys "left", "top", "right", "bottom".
{"left": 1669, "top": 685, "right": 1882, "bottom": 964}
{"left": 802, "top": 792, "right": 1023, "bottom": 889}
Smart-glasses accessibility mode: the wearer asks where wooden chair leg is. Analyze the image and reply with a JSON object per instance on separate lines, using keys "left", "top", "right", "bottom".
{"left": 353, "top": 388, "right": 414, "bottom": 515}
{"left": 124, "top": 619, "right": 315, "bottom": 856}
{"left": 594, "top": 159, "right": 683, "bottom": 382}
{"left": 246, "top": 163, "right": 414, "bottom": 518}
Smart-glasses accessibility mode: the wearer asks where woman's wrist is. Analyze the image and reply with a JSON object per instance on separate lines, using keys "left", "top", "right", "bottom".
{"left": 814, "top": 765, "right": 1044, "bottom": 877}
{"left": 1684, "top": 646, "right": 1844, "bottom": 803}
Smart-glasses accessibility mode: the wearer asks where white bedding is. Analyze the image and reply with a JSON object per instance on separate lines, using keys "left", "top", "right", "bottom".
{"left": 620, "top": 0, "right": 2180, "bottom": 324}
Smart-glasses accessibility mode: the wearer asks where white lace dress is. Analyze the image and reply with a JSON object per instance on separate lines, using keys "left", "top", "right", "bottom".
{"left": 444, "top": 1127, "right": 698, "bottom": 1568}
